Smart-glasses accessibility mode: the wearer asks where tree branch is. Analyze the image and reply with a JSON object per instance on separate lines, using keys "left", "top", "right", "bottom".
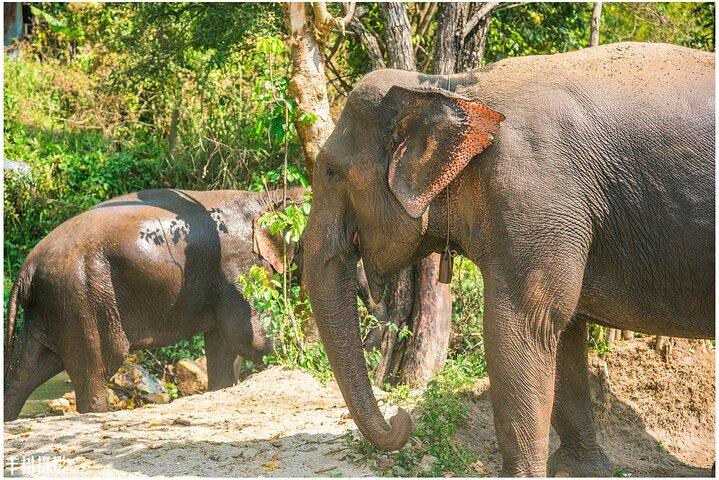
{"left": 348, "top": 5, "right": 386, "bottom": 70}
{"left": 416, "top": 2, "right": 438, "bottom": 39}
{"left": 462, "top": 2, "right": 500, "bottom": 38}
{"left": 312, "top": 1, "right": 356, "bottom": 38}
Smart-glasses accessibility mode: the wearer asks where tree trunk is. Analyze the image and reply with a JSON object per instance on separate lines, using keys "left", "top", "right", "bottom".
{"left": 397, "top": 254, "right": 452, "bottom": 386}
{"left": 458, "top": 3, "right": 492, "bottom": 70}
{"left": 655, "top": 335, "right": 673, "bottom": 362}
{"left": 368, "top": 4, "right": 453, "bottom": 388}
{"left": 432, "top": 2, "right": 465, "bottom": 75}
{"left": 590, "top": 2, "right": 602, "bottom": 47}
{"left": 4, "top": 3, "right": 22, "bottom": 47}
{"left": 348, "top": 7, "right": 386, "bottom": 71}
{"left": 284, "top": 3, "right": 336, "bottom": 177}
{"left": 379, "top": 2, "right": 416, "bottom": 70}
{"left": 167, "top": 106, "right": 181, "bottom": 156}
{"left": 374, "top": 269, "right": 415, "bottom": 385}
{"left": 433, "top": 3, "right": 496, "bottom": 73}
{"left": 606, "top": 327, "right": 618, "bottom": 348}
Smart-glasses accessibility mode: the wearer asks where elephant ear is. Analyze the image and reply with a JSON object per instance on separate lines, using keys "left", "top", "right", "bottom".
{"left": 385, "top": 85, "right": 505, "bottom": 218}
{"left": 253, "top": 208, "right": 296, "bottom": 275}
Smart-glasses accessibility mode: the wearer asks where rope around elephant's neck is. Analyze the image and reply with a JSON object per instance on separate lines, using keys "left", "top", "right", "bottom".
{"left": 444, "top": 75, "right": 451, "bottom": 252}
{"left": 445, "top": 183, "right": 450, "bottom": 251}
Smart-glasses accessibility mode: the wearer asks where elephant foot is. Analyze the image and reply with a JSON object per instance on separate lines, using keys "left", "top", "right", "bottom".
{"left": 548, "top": 445, "right": 613, "bottom": 477}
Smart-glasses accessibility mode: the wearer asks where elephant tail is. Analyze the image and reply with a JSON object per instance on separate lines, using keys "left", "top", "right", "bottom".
{"left": 5, "top": 262, "right": 34, "bottom": 372}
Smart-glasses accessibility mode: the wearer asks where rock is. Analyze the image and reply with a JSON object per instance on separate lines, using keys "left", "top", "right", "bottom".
{"left": 175, "top": 359, "right": 208, "bottom": 395}
{"left": 47, "top": 398, "right": 72, "bottom": 415}
{"left": 145, "top": 391, "right": 170, "bottom": 404}
{"left": 62, "top": 391, "right": 76, "bottom": 405}
{"left": 110, "top": 361, "right": 169, "bottom": 406}
{"left": 195, "top": 356, "right": 207, "bottom": 370}
{"left": 419, "top": 454, "right": 437, "bottom": 473}
{"left": 106, "top": 388, "right": 120, "bottom": 408}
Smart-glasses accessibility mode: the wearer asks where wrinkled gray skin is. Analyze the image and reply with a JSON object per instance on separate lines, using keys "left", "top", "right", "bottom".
{"left": 5, "top": 187, "right": 305, "bottom": 421}
{"left": 302, "top": 42, "right": 714, "bottom": 476}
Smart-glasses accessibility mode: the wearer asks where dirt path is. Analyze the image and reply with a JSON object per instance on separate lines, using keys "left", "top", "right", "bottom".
{"left": 4, "top": 367, "right": 394, "bottom": 477}
{"left": 4, "top": 339, "right": 714, "bottom": 477}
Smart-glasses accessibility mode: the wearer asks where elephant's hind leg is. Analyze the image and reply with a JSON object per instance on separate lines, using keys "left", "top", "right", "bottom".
{"left": 548, "top": 315, "right": 612, "bottom": 477}
{"left": 4, "top": 328, "right": 63, "bottom": 421}
{"left": 60, "top": 324, "right": 127, "bottom": 414}
{"left": 64, "top": 357, "right": 122, "bottom": 414}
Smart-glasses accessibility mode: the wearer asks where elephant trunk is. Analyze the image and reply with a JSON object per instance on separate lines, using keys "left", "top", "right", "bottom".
{"left": 306, "top": 250, "right": 412, "bottom": 451}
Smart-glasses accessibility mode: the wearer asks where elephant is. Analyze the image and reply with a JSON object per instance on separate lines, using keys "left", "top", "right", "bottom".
{"left": 5, "top": 187, "right": 306, "bottom": 421}
{"left": 301, "top": 42, "right": 714, "bottom": 476}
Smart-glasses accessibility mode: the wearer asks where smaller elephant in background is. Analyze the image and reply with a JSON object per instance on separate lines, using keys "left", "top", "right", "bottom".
{"left": 4, "top": 187, "right": 306, "bottom": 421}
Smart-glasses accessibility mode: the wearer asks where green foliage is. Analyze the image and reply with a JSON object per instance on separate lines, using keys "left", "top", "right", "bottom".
{"left": 258, "top": 195, "right": 312, "bottom": 245}
{"left": 143, "top": 336, "right": 206, "bottom": 371}
{"left": 613, "top": 466, "right": 631, "bottom": 477}
{"left": 485, "top": 2, "right": 714, "bottom": 65}
{"left": 29, "top": 6, "right": 81, "bottom": 40}
{"left": 239, "top": 265, "right": 333, "bottom": 381}
{"left": 164, "top": 382, "right": 180, "bottom": 400}
{"left": 602, "top": 3, "right": 715, "bottom": 51}
{"left": 248, "top": 164, "right": 310, "bottom": 192}
{"left": 238, "top": 190, "right": 333, "bottom": 381}
{"left": 352, "top": 357, "right": 486, "bottom": 477}
{"left": 487, "top": 3, "right": 593, "bottom": 62}
{"left": 588, "top": 324, "right": 613, "bottom": 356}
{"left": 3, "top": 57, "right": 194, "bottom": 280}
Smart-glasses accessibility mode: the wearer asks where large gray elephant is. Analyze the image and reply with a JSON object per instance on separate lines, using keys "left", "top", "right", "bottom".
{"left": 5, "top": 187, "right": 305, "bottom": 421}
{"left": 301, "top": 42, "right": 714, "bottom": 476}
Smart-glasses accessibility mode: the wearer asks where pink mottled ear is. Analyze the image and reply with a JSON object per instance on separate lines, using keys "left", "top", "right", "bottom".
{"left": 386, "top": 85, "right": 505, "bottom": 218}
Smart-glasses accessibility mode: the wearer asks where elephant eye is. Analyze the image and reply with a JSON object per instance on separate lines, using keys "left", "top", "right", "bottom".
{"left": 325, "top": 165, "right": 337, "bottom": 178}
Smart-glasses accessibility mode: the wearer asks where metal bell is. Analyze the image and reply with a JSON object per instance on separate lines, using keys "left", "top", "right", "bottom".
{"left": 438, "top": 248, "right": 454, "bottom": 284}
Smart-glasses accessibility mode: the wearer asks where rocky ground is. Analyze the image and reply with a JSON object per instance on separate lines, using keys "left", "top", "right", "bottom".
{"left": 4, "top": 338, "right": 715, "bottom": 477}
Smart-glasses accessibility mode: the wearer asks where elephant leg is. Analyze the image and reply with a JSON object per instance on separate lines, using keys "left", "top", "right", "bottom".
{"left": 483, "top": 268, "right": 583, "bottom": 477}
{"left": 549, "top": 315, "right": 612, "bottom": 477}
{"left": 204, "top": 329, "right": 239, "bottom": 391}
{"left": 71, "top": 373, "right": 110, "bottom": 413}
{"left": 62, "top": 339, "right": 125, "bottom": 414}
{"left": 4, "top": 329, "right": 64, "bottom": 421}
{"left": 215, "top": 291, "right": 269, "bottom": 364}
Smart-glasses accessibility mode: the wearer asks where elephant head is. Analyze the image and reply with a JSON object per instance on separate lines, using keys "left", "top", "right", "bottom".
{"left": 302, "top": 70, "right": 504, "bottom": 451}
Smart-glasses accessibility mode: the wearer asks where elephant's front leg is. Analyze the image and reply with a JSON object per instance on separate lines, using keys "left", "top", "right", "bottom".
{"left": 204, "top": 329, "right": 239, "bottom": 390}
{"left": 549, "top": 315, "right": 612, "bottom": 476}
{"left": 483, "top": 274, "right": 578, "bottom": 476}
